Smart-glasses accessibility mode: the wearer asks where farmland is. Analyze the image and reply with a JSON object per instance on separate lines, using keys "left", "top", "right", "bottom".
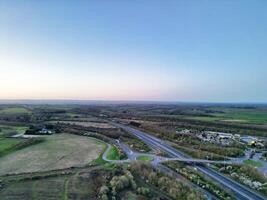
{"left": 0, "top": 167, "right": 104, "bottom": 200}
{"left": 0, "top": 103, "right": 266, "bottom": 200}
{"left": 0, "top": 107, "right": 31, "bottom": 114}
{"left": 0, "top": 138, "right": 22, "bottom": 154}
{"left": 51, "top": 121, "right": 115, "bottom": 129}
{"left": 0, "top": 125, "right": 27, "bottom": 136}
{"left": 0, "top": 134, "right": 103, "bottom": 175}
{"left": 184, "top": 107, "right": 267, "bottom": 125}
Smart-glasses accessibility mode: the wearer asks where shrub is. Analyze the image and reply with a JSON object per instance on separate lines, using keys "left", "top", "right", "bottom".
{"left": 137, "top": 187, "right": 150, "bottom": 196}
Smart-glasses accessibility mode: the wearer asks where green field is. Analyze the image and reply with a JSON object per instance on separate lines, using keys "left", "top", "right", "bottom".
{"left": 106, "top": 145, "right": 120, "bottom": 160}
{"left": 221, "top": 110, "right": 267, "bottom": 124}
{"left": 0, "top": 168, "right": 103, "bottom": 200}
{"left": 184, "top": 116, "right": 220, "bottom": 122}
{"left": 0, "top": 125, "right": 27, "bottom": 136}
{"left": 184, "top": 108, "right": 267, "bottom": 125}
{"left": 0, "top": 134, "right": 103, "bottom": 175}
{"left": 0, "top": 138, "right": 22, "bottom": 153}
{"left": 243, "top": 159, "right": 263, "bottom": 167}
{"left": 136, "top": 155, "right": 153, "bottom": 161}
{"left": 0, "top": 107, "right": 31, "bottom": 114}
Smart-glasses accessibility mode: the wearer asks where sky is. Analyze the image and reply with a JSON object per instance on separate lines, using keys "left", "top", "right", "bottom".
{"left": 0, "top": 0, "right": 267, "bottom": 102}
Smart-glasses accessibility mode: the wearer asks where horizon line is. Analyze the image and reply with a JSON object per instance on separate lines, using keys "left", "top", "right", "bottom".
{"left": 0, "top": 99, "right": 266, "bottom": 105}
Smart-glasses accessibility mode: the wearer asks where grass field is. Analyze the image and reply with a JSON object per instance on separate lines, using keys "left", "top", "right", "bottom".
{"left": 0, "top": 168, "right": 103, "bottom": 200}
{"left": 1, "top": 176, "right": 67, "bottom": 200}
{"left": 0, "top": 107, "right": 31, "bottom": 114}
{"left": 106, "top": 145, "right": 120, "bottom": 160}
{"left": 136, "top": 155, "right": 153, "bottom": 161}
{"left": 184, "top": 108, "right": 267, "bottom": 125}
{"left": 243, "top": 159, "right": 263, "bottom": 167}
{"left": 221, "top": 110, "right": 267, "bottom": 124}
{"left": 0, "top": 133, "right": 103, "bottom": 175}
{"left": 0, "top": 138, "right": 22, "bottom": 153}
{"left": 0, "top": 125, "right": 27, "bottom": 136}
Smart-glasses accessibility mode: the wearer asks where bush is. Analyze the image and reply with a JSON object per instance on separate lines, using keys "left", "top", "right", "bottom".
{"left": 104, "top": 170, "right": 137, "bottom": 198}
{"left": 99, "top": 185, "right": 109, "bottom": 195}
{"left": 137, "top": 187, "right": 150, "bottom": 196}
{"left": 165, "top": 161, "right": 234, "bottom": 200}
{"left": 130, "top": 162, "right": 204, "bottom": 200}
{"left": 239, "top": 165, "right": 266, "bottom": 183}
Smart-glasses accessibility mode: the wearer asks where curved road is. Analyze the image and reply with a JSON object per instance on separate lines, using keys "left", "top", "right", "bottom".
{"left": 102, "top": 140, "right": 218, "bottom": 200}
{"left": 102, "top": 143, "right": 130, "bottom": 163}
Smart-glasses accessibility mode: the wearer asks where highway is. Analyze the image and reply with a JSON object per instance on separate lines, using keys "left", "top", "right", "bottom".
{"left": 159, "top": 157, "right": 239, "bottom": 165}
{"left": 112, "top": 122, "right": 266, "bottom": 200}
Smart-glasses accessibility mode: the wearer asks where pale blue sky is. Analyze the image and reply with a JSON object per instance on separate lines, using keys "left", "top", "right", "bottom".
{"left": 0, "top": 1, "right": 266, "bottom": 102}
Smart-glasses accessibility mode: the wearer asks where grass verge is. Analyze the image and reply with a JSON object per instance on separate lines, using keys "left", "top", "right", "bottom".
{"left": 243, "top": 159, "right": 263, "bottom": 167}
{"left": 106, "top": 145, "right": 120, "bottom": 160}
{"left": 136, "top": 155, "right": 153, "bottom": 162}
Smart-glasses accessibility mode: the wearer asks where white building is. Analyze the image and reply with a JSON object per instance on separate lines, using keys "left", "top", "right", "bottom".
{"left": 39, "top": 128, "right": 52, "bottom": 134}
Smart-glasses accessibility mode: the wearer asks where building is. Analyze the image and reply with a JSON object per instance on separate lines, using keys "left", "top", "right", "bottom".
{"left": 39, "top": 128, "right": 52, "bottom": 135}
{"left": 216, "top": 132, "right": 233, "bottom": 139}
{"left": 177, "top": 129, "right": 191, "bottom": 135}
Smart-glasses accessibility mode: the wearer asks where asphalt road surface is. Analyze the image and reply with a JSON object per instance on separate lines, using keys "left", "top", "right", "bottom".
{"left": 112, "top": 122, "right": 266, "bottom": 200}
